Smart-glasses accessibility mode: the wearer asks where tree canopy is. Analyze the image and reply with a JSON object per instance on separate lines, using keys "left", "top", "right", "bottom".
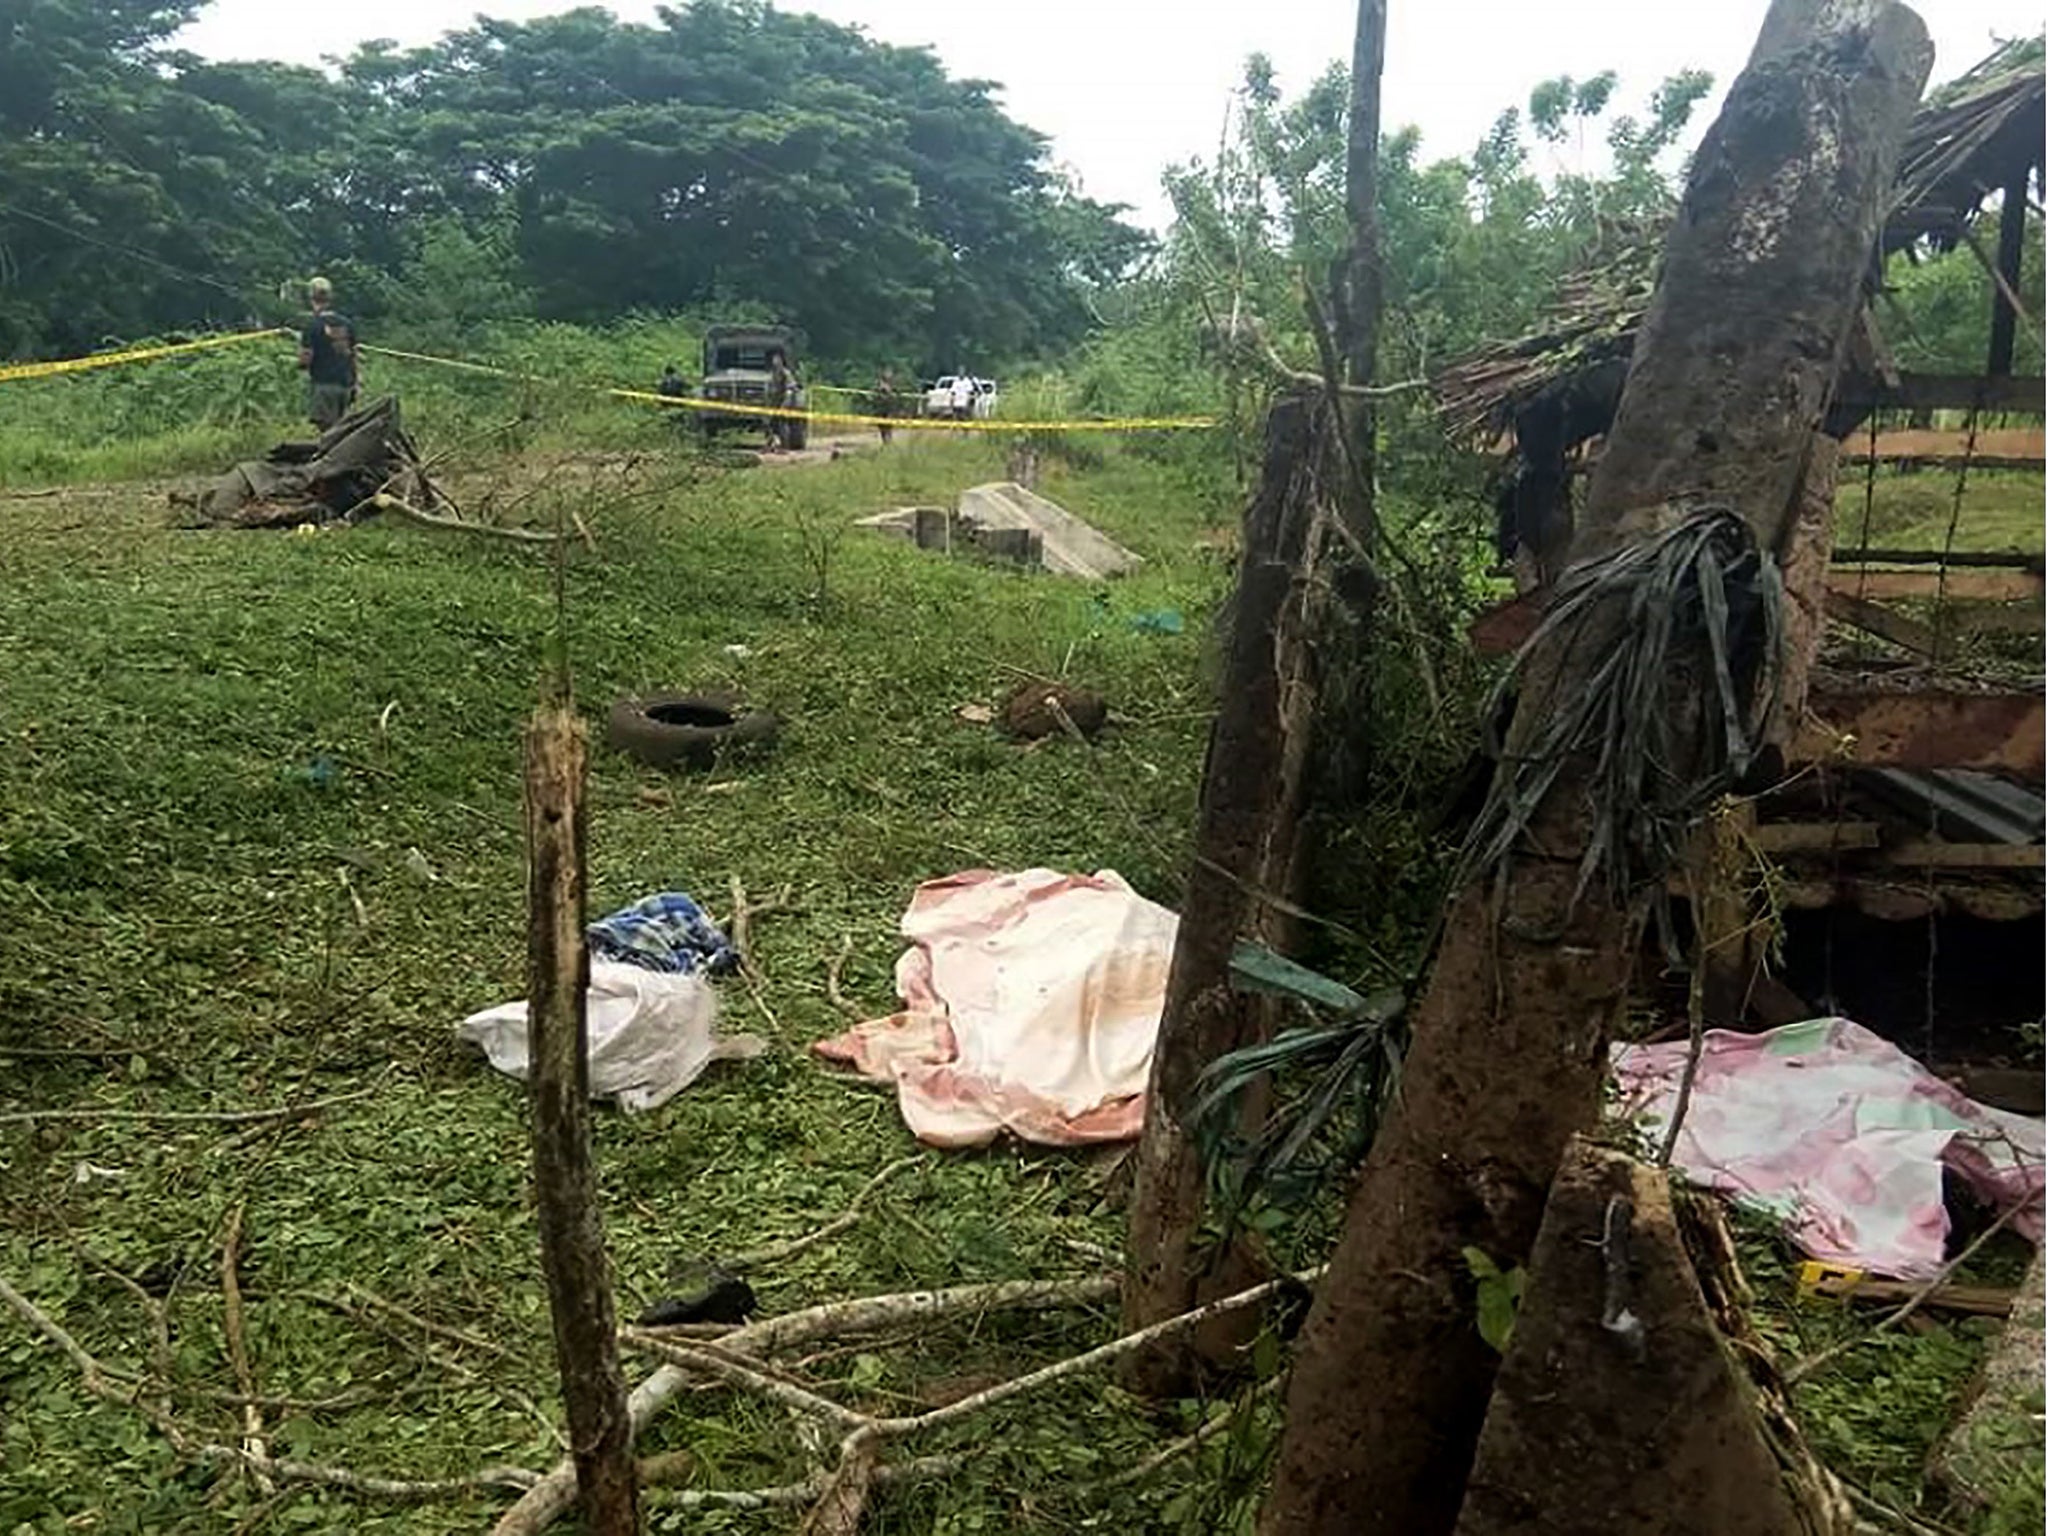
{"left": 0, "top": 0, "right": 1148, "bottom": 366}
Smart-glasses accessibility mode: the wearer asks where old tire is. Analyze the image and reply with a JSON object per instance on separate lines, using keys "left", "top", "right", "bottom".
{"left": 606, "top": 692, "right": 778, "bottom": 771}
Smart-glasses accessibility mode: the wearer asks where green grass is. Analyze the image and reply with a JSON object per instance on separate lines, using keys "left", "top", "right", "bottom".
{"left": 1735, "top": 1210, "right": 2040, "bottom": 1535}
{"left": 1834, "top": 465, "right": 2044, "bottom": 554}
{"left": 0, "top": 382, "right": 2026, "bottom": 1533}
{"left": 0, "top": 429, "right": 1282, "bottom": 1532}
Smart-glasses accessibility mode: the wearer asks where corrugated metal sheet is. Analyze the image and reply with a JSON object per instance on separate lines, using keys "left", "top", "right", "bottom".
{"left": 1855, "top": 767, "right": 2046, "bottom": 845}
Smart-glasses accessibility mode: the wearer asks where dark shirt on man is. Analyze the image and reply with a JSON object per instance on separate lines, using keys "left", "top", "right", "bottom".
{"left": 301, "top": 310, "right": 357, "bottom": 386}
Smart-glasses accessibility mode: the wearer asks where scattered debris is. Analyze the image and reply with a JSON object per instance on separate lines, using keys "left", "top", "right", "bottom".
{"left": 1615, "top": 1017, "right": 2044, "bottom": 1278}
{"left": 1796, "top": 1261, "right": 2018, "bottom": 1317}
{"left": 636, "top": 1264, "right": 758, "bottom": 1328}
{"left": 459, "top": 963, "right": 764, "bottom": 1112}
{"left": 605, "top": 692, "right": 779, "bottom": 771}
{"left": 999, "top": 680, "right": 1107, "bottom": 740}
{"left": 184, "top": 397, "right": 440, "bottom": 530}
{"left": 954, "top": 702, "right": 995, "bottom": 725}
{"left": 1935, "top": 1250, "right": 2045, "bottom": 1510}
{"left": 1126, "top": 608, "right": 1185, "bottom": 636}
{"left": 587, "top": 892, "right": 740, "bottom": 977}
{"left": 857, "top": 481, "right": 1143, "bottom": 579}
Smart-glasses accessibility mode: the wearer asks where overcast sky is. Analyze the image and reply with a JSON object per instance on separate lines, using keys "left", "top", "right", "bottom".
{"left": 177, "top": 0, "right": 2038, "bottom": 229}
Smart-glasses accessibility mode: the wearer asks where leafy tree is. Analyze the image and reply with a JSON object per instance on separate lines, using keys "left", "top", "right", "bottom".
{"left": 0, "top": 0, "right": 1146, "bottom": 368}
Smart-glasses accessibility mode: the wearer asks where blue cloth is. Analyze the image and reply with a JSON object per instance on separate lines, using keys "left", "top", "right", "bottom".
{"left": 587, "top": 892, "right": 739, "bottom": 977}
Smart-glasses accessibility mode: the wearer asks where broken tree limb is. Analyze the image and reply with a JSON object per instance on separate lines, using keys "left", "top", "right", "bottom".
{"left": 796, "top": 1431, "right": 879, "bottom": 1536}
{"left": 1258, "top": 6, "right": 1934, "bottom": 1533}
{"left": 523, "top": 705, "right": 638, "bottom": 1533}
{"left": 824, "top": 935, "right": 860, "bottom": 1018}
{"left": 648, "top": 1453, "right": 964, "bottom": 1514}
{"left": 0, "top": 1272, "right": 540, "bottom": 1501}
{"left": 521, "top": 1270, "right": 1306, "bottom": 1531}
{"left": 219, "top": 1203, "right": 272, "bottom": 1496}
{"left": 618, "top": 1334, "right": 869, "bottom": 1432}
{"left": 370, "top": 493, "right": 566, "bottom": 545}
{"left": 492, "top": 1275, "right": 1119, "bottom": 1534}
{"left": 0, "top": 1087, "right": 376, "bottom": 1127}
{"left": 723, "top": 1155, "right": 922, "bottom": 1271}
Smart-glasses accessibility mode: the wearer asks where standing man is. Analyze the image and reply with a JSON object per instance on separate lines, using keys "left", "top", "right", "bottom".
{"left": 298, "top": 276, "right": 358, "bottom": 430}
{"left": 873, "top": 367, "right": 898, "bottom": 446}
{"left": 948, "top": 371, "right": 974, "bottom": 423}
{"left": 657, "top": 361, "right": 689, "bottom": 437}
{"left": 765, "top": 350, "right": 793, "bottom": 452}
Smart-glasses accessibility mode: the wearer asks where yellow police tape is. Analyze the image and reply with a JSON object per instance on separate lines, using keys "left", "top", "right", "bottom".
{"left": 358, "top": 342, "right": 1215, "bottom": 432}
{"left": 0, "top": 327, "right": 288, "bottom": 384}
{"left": 0, "top": 329, "right": 1216, "bottom": 433}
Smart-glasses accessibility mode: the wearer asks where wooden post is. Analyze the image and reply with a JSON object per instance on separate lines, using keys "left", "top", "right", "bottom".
{"left": 1121, "top": 396, "right": 1328, "bottom": 1394}
{"left": 1258, "top": 6, "right": 1932, "bottom": 1533}
{"left": 1697, "top": 800, "right": 1760, "bottom": 1029}
{"left": 1987, "top": 169, "right": 2031, "bottom": 378}
{"left": 525, "top": 704, "right": 639, "bottom": 1534}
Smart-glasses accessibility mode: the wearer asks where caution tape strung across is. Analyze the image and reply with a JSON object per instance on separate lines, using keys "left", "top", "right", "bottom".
{"left": 359, "top": 342, "right": 1215, "bottom": 432}
{"left": 0, "top": 327, "right": 288, "bottom": 384}
{"left": 0, "top": 330, "right": 1216, "bottom": 433}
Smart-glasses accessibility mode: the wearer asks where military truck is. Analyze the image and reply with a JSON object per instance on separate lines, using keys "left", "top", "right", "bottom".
{"left": 696, "top": 324, "right": 808, "bottom": 449}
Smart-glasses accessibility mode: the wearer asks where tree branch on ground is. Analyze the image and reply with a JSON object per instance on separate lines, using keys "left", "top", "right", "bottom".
{"left": 219, "top": 1203, "right": 272, "bottom": 1495}
{"left": 0, "top": 1087, "right": 377, "bottom": 1127}
{"left": 493, "top": 1275, "right": 1120, "bottom": 1534}
{"left": 724, "top": 1156, "right": 922, "bottom": 1271}
{"left": 0, "top": 1272, "right": 541, "bottom": 1501}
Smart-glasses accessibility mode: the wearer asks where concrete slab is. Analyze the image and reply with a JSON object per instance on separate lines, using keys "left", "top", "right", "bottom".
{"left": 857, "top": 482, "right": 1142, "bottom": 580}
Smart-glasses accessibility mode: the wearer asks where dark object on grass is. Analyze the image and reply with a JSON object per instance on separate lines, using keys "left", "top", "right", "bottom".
{"left": 998, "top": 681, "right": 1107, "bottom": 740}
{"left": 636, "top": 1264, "right": 757, "bottom": 1326}
{"left": 188, "top": 396, "right": 439, "bottom": 530}
{"left": 606, "top": 692, "right": 779, "bottom": 771}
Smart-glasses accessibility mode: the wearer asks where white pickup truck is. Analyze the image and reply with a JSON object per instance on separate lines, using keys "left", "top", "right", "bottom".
{"left": 921, "top": 376, "right": 999, "bottom": 420}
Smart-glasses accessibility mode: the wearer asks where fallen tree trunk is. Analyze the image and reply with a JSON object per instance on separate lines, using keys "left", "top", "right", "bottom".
{"left": 1256, "top": 5, "right": 1933, "bottom": 1532}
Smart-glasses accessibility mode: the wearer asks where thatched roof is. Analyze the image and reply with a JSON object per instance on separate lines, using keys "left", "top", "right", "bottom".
{"left": 1435, "top": 39, "right": 2044, "bottom": 448}
{"left": 1890, "top": 36, "right": 2046, "bottom": 252}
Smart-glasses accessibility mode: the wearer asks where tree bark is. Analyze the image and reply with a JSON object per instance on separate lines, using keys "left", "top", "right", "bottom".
{"left": 1121, "top": 397, "right": 1329, "bottom": 1395}
{"left": 526, "top": 705, "right": 640, "bottom": 1534}
{"left": 1257, "top": 6, "right": 1931, "bottom": 1533}
{"left": 1340, "top": 0, "right": 1387, "bottom": 493}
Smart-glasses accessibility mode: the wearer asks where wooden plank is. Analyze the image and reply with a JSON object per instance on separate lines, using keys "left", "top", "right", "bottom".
{"left": 1824, "top": 589, "right": 1941, "bottom": 655}
{"left": 1773, "top": 875, "right": 2043, "bottom": 921}
{"left": 1825, "top": 567, "right": 2043, "bottom": 601}
{"left": 1804, "top": 1273, "right": 2016, "bottom": 1317}
{"left": 1843, "top": 425, "right": 2044, "bottom": 467}
{"left": 1878, "top": 839, "right": 2044, "bottom": 869}
{"left": 1749, "top": 821, "right": 1882, "bottom": 852}
{"left": 1793, "top": 686, "right": 2044, "bottom": 776}
{"left": 1943, "top": 602, "right": 2046, "bottom": 636}
{"left": 1832, "top": 548, "right": 2043, "bottom": 570}
{"left": 1828, "top": 372, "right": 2045, "bottom": 433}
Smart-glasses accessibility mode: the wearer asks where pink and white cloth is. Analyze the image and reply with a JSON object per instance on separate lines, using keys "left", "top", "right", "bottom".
{"left": 812, "top": 868, "right": 1177, "bottom": 1148}
{"left": 1615, "top": 1017, "right": 2043, "bottom": 1279}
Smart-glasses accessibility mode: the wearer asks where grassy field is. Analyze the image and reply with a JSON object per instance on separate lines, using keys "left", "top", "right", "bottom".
{"left": 1834, "top": 462, "right": 2044, "bottom": 553}
{"left": 0, "top": 426, "right": 1288, "bottom": 1534}
{"left": 0, "top": 385, "right": 2036, "bottom": 1534}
